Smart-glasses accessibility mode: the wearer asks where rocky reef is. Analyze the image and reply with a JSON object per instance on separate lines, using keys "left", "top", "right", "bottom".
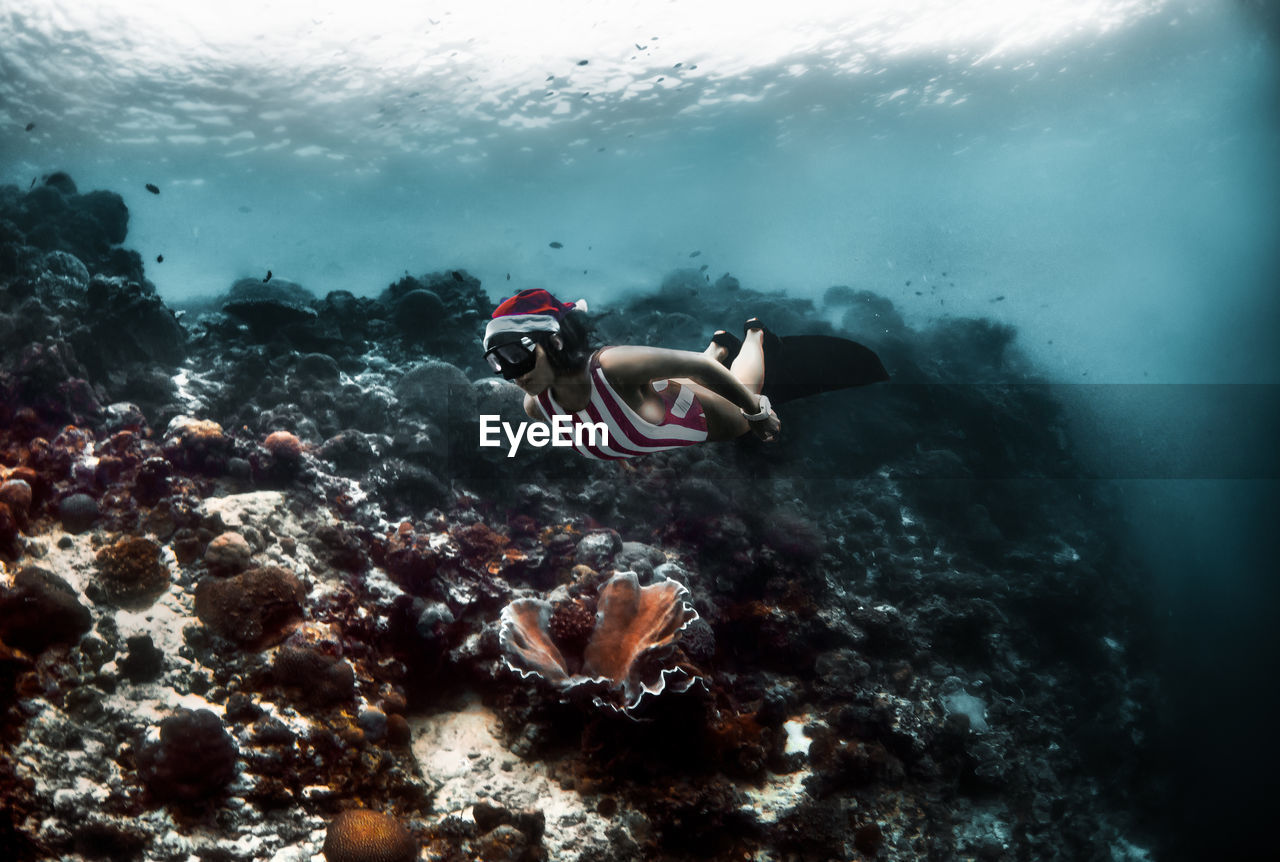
{"left": 0, "top": 175, "right": 1170, "bottom": 861}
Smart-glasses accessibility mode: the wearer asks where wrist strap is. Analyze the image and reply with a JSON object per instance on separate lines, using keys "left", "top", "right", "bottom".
{"left": 742, "top": 394, "right": 771, "bottom": 422}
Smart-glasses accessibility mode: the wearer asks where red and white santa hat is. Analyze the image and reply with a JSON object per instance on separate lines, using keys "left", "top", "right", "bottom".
{"left": 483, "top": 289, "right": 588, "bottom": 350}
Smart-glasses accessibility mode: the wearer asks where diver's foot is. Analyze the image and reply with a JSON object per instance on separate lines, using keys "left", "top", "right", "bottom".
{"left": 706, "top": 330, "right": 741, "bottom": 365}
{"left": 744, "top": 317, "right": 765, "bottom": 334}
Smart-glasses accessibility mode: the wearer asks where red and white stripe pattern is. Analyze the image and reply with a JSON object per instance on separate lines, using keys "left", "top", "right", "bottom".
{"left": 534, "top": 350, "right": 709, "bottom": 460}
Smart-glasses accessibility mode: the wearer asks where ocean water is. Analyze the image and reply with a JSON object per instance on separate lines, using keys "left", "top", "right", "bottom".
{"left": 4, "top": 1, "right": 1275, "bottom": 386}
{"left": 2, "top": 0, "right": 1277, "bottom": 856}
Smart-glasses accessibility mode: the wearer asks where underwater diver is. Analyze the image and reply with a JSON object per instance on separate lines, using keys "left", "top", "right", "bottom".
{"left": 482, "top": 288, "right": 888, "bottom": 460}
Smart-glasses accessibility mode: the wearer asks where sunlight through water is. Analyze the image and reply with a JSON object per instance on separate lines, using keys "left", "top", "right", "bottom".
{"left": 3, "top": 0, "right": 1168, "bottom": 163}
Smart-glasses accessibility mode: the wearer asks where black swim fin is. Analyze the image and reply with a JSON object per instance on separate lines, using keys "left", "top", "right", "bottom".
{"left": 707, "top": 328, "right": 889, "bottom": 406}
{"left": 710, "top": 330, "right": 742, "bottom": 361}
{"left": 763, "top": 333, "right": 889, "bottom": 405}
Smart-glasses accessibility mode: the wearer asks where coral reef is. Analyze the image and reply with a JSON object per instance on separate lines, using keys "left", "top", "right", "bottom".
{"left": 0, "top": 174, "right": 1170, "bottom": 862}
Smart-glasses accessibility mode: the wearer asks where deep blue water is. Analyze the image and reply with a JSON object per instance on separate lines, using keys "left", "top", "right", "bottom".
{"left": 3, "top": 0, "right": 1278, "bottom": 853}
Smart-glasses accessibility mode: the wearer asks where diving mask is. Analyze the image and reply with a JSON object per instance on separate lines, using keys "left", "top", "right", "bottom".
{"left": 484, "top": 336, "right": 539, "bottom": 379}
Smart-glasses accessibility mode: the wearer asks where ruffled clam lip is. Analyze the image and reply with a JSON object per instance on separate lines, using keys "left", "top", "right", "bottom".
{"left": 498, "top": 571, "right": 702, "bottom": 720}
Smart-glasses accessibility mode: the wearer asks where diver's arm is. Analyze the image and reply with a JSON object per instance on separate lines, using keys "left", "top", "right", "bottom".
{"left": 599, "top": 346, "right": 765, "bottom": 414}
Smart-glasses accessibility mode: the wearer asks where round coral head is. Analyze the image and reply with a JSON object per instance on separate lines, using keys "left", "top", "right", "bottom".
{"left": 323, "top": 809, "right": 416, "bottom": 862}
{"left": 263, "top": 430, "right": 303, "bottom": 460}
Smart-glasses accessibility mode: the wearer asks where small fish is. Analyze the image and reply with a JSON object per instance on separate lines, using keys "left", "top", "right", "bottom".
{"left": 506, "top": 273, "right": 511, "bottom": 280}
{"left": 583, "top": 269, "right": 587, "bottom": 274}
{"left": 942, "top": 271, "right": 948, "bottom": 277}
{"left": 156, "top": 254, "right": 164, "bottom": 263}
{"left": 29, "top": 177, "right": 36, "bottom": 189}
{"left": 577, "top": 60, "right": 588, "bottom": 66}
{"left": 699, "top": 264, "right": 708, "bottom": 272}
{"left": 905, "top": 280, "right": 911, "bottom": 286}
{"left": 263, "top": 270, "right": 273, "bottom": 283}
{"left": 145, "top": 183, "right": 159, "bottom": 194}
{"left": 915, "top": 291, "right": 922, "bottom": 296}
{"left": 689, "top": 250, "right": 701, "bottom": 258}
{"left": 451, "top": 270, "right": 464, "bottom": 282}
{"left": 25, "top": 122, "right": 35, "bottom": 132}
{"left": 991, "top": 295, "right": 1005, "bottom": 302}
{"left": 549, "top": 241, "right": 563, "bottom": 249}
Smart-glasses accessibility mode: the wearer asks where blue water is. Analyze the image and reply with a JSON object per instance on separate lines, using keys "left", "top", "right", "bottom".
{"left": 3, "top": 0, "right": 1278, "bottom": 851}
{"left": 4, "top": 1, "right": 1276, "bottom": 386}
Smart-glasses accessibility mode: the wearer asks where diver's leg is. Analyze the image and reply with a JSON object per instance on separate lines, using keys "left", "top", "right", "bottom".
{"left": 729, "top": 328, "right": 765, "bottom": 395}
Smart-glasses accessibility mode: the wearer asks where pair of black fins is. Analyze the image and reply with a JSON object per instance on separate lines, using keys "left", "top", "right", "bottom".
{"left": 711, "top": 327, "right": 890, "bottom": 406}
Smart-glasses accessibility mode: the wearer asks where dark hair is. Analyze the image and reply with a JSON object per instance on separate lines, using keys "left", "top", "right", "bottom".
{"left": 538, "top": 309, "right": 595, "bottom": 372}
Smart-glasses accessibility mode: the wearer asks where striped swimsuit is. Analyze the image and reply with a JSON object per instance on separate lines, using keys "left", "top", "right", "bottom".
{"left": 533, "top": 349, "right": 709, "bottom": 460}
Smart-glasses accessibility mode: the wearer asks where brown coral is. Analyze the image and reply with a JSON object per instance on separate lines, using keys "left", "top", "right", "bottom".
{"left": 0, "top": 566, "right": 92, "bottom": 653}
{"left": 500, "top": 571, "right": 702, "bottom": 716}
{"left": 165, "top": 416, "right": 225, "bottom": 446}
{"left": 323, "top": 809, "right": 417, "bottom": 862}
{"left": 263, "top": 430, "right": 303, "bottom": 460}
{"left": 272, "top": 646, "right": 355, "bottom": 706}
{"left": 0, "top": 502, "right": 19, "bottom": 559}
{"left": 162, "top": 415, "right": 232, "bottom": 475}
{"left": 5, "top": 466, "right": 39, "bottom": 494}
{"left": 383, "top": 524, "right": 439, "bottom": 596}
{"left": 452, "top": 522, "right": 509, "bottom": 566}
{"left": 0, "top": 479, "right": 32, "bottom": 520}
{"left": 204, "top": 531, "right": 252, "bottom": 575}
{"left": 94, "top": 536, "right": 169, "bottom": 608}
{"left": 136, "top": 708, "right": 239, "bottom": 806}
{"left": 194, "top": 566, "right": 305, "bottom": 649}
{"left": 548, "top": 598, "right": 596, "bottom": 658}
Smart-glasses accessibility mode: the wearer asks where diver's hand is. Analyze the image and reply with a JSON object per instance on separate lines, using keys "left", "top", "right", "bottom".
{"left": 750, "top": 410, "right": 780, "bottom": 443}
